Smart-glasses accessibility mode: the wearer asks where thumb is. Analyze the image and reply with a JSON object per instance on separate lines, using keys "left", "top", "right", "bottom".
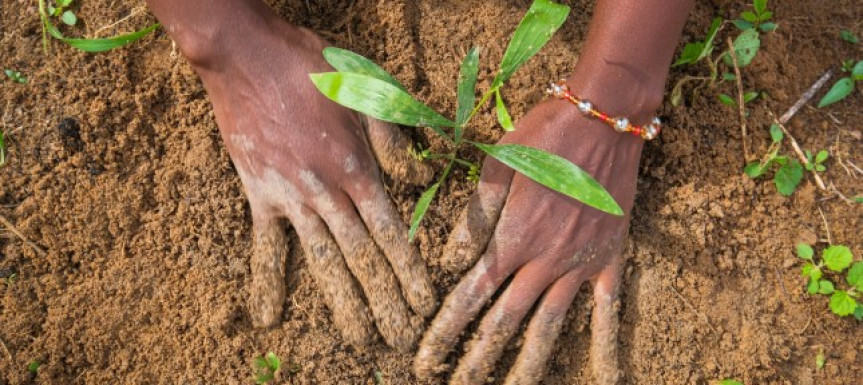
{"left": 362, "top": 116, "right": 434, "bottom": 185}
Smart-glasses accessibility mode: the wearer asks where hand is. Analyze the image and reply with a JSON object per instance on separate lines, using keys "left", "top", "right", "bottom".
{"left": 167, "top": 7, "right": 437, "bottom": 351}
{"left": 414, "top": 73, "right": 652, "bottom": 383}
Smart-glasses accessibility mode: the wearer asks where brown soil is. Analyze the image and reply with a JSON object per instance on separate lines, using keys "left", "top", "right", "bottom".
{"left": 2, "top": 0, "right": 862, "bottom": 384}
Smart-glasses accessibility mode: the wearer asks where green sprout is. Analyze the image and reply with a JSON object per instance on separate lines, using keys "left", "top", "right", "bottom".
{"left": 840, "top": 30, "right": 859, "bottom": 44}
{"left": 718, "top": 380, "right": 743, "bottom": 385}
{"left": 743, "top": 124, "right": 803, "bottom": 196}
{"left": 816, "top": 349, "right": 826, "bottom": 370}
{"left": 818, "top": 59, "right": 862, "bottom": 108}
{"left": 797, "top": 243, "right": 862, "bottom": 319}
{"left": 253, "top": 352, "right": 282, "bottom": 384}
{"left": 37, "top": 0, "right": 159, "bottom": 53}
{"left": 310, "top": 0, "right": 623, "bottom": 241}
{"left": 717, "top": 90, "right": 759, "bottom": 108}
{"left": 4, "top": 69, "right": 28, "bottom": 84}
{"left": 804, "top": 149, "right": 829, "bottom": 173}
{"left": 732, "top": 0, "right": 776, "bottom": 32}
{"left": 27, "top": 359, "right": 41, "bottom": 374}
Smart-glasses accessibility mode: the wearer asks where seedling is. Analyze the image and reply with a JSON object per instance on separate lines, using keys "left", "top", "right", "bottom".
{"left": 818, "top": 59, "right": 863, "bottom": 108}
{"left": 816, "top": 349, "right": 826, "bottom": 370}
{"left": 310, "top": 0, "right": 623, "bottom": 241}
{"left": 0, "top": 130, "right": 7, "bottom": 167}
{"left": 27, "top": 359, "right": 41, "bottom": 374}
{"left": 37, "top": 0, "right": 159, "bottom": 53}
{"left": 717, "top": 380, "right": 743, "bottom": 385}
{"left": 743, "top": 124, "right": 803, "bottom": 196}
{"left": 804, "top": 149, "right": 828, "bottom": 173}
{"left": 796, "top": 243, "right": 862, "bottom": 319}
{"left": 253, "top": 352, "right": 281, "bottom": 384}
{"left": 732, "top": 0, "right": 777, "bottom": 32}
{"left": 4, "top": 69, "right": 27, "bottom": 84}
{"left": 46, "top": 0, "right": 78, "bottom": 26}
{"left": 840, "top": 30, "right": 859, "bottom": 44}
{"left": 717, "top": 90, "right": 759, "bottom": 107}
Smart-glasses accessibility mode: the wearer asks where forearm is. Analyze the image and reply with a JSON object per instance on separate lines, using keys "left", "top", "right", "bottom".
{"left": 568, "top": 0, "right": 694, "bottom": 122}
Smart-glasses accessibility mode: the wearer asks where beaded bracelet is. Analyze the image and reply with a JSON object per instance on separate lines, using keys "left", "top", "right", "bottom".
{"left": 544, "top": 80, "right": 662, "bottom": 140}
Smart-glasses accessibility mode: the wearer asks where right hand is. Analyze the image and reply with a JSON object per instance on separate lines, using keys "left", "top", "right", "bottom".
{"left": 170, "top": 7, "right": 437, "bottom": 351}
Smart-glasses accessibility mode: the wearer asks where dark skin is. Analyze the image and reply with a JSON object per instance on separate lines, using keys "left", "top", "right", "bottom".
{"left": 145, "top": 0, "right": 692, "bottom": 382}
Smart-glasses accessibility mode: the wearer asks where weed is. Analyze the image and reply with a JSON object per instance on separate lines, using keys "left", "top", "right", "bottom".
{"left": 840, "top": 30, "right": 859, "bottom": 44}
{"left": 0, "top": 130, "right": 7, "bottom": 167}
{"left": 797, "top": 243, "right": 862, "bottom": 319}
{"left": 818, "top": 59, "right": 862, "bottom": 108}
{"left": 717, "top": 90, "right": 759, "bottom": 108}
{"left": 718, "top": 380, "right": 743, "bottom": 385}
{"left": 731, "top": 0, "right": 777, "bottom": 32}
{"left": 27, "top": 359, "right": 41, "bottom": 374}
{"left": 4, "top": 69, "right": 28, "bottom": 84}
{"left": 804, "top": 149, "right": 828, "bottom": 173}
{"left": 816, "top": 349, "right": 826, "bottom": 370}
{"left": 310, "top": 0, "right": 623, "bottom": 241}
{"left": 37, "top": 0, "right": 159, "bottom": 53}
{"left": 743, "top": 124, "right": 804, "bottom": 196}
{"left": 253, "top": 352, "right": 281, "bottom": 384}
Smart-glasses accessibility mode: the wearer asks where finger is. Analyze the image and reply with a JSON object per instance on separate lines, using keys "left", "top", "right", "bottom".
{"left": 249, "top": 211, "right": 289, "bottom": 328}
{"left": 450, "top": 260, "right": 559, "bottom": 385}
{"left": 503, "top": 268, "right": 587, "bottom": 385}
{"left": 414, "top": 239, "right": 520, "bottom": 378}
{"left": 314, "top": 189, "right": 423, "bottom": 352}
{"left": 350, "top": 183, "right": 437, "bottom": 317}
{"left": 590, "top": 254, "right": 624, "bottom": 385}
{"left": 289, "top": 206, "right": 377, "bottom": 347}
{"left": 440, "top": 159, "right": 514, "bottom": 273}
{"left": 363, "top": 116, "right": 433, "bottom": 185}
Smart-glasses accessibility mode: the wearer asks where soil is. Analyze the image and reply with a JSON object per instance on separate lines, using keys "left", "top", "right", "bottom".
{"left": 2, "top": 0, "right": 862, "bottom": 384}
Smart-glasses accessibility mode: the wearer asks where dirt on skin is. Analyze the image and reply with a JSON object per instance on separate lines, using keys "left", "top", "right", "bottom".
{"left": 1, "top": 0, "right": 862, "bottom": 384}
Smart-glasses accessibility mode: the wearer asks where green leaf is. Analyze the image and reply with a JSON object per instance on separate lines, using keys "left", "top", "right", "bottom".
{"left": 815, "top": 150, "right": 829, "bottom": 163}
{"left": 855, "top": 196, "right": 863, "bottom": 203}
{"left": 852, "top": 60, "right": 863, "bottom": 81}
{"left": 322, "top": 47, "right": 407, "bottom": 91}
{"left": 807, "top": 278, "right": 819, "bottom": 294}
{"left": 773, "top": 160, "right": 803, "bottom": 196}
{"left": 472, "top": 143, "right": 623, "bottom": 215}
{"left": 49, "top": 22, "right": 160, "bottom": 52}
{"left": 456, "top": 47, "right": 480, "bottom": 127}
{"left": 732, "top": 19, "right": 753, "bottom": 31}
{"left": 495, "top": 90, "right": 515, "bottom": 132}
{"left": 758, "top": 10, "right": 773, "bottom": 21}
{"left": 724, "top": 28, "right": 761, "bottom": 68}
{"left": 823, "top": 245, "right": 853, "bottom": 272}
{"left": 816, "top": 351, "right": 825, "bottom": 370}
{"left": 769, "top": 123, "right": 783, "bottom": 142}
{"left": 674, "top": 17, "right": 722, "bottom": 66}
{"left": 718, "top": 93, "right": 736, "bottom": 106}
{"left": 743, "top": 91, "right": 759, "bottom": 103}
{"left": 58, "top": 0, "right": 73, "bottom": 7}
{"left": 27, "top": 360, "right": 41, "bottom": 373}
{"left": 265, "top": 352, "right": 281, "bottom": 370}
{"left": 310, "top": 73, "right": 456, "bottom": 133}
{"left": 829, "top": 290, "right": 858, "bottom": 316}
{"left": 847, "top": 262, "right": 863, "bottom": 290}
{"left": 840, "top": 29, "right": 859, "bottom": 44}
{"left": 854, "top": 305, "right": 863, "bottom": 321}
{"left": 818, "top": 279, "right": 835, "bottom": 295}
{"left": 817, "top": 77, "right": 854, "bottom": 108}
{"left": 796, "top": 243, "right": 813, "bottom": 260}
{"left": 759, "top": 22, "right": 777, "bottom": 32}
{"left": 815, "top": 164, "right": 825, "bottom": 172}
{"left": 722, "top": 72, "right": 737, "bottom": 81}
{"left": 741, "top": 11, "right": 758, "bottom": 23}
{"left": 408, "top": 182, "right": 440, "bottom": 242}
{"left": 60, "top": 10, "right": 76, "bottom": 26}
{"left": 491, "top": 0, "right": 570, "bottom": 88}
{"left": 719, "top": 380, "right": 743, "bottom": 385}
{"left": 753, "top": 0, "right": 767, "bottom": 14}
{"left": 744, "top": 161, "right": 768, "bottom": 178}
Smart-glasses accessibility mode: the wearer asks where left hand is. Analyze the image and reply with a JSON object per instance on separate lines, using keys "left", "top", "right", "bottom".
{"left": 414, "top": 72, "right": 654, "bottom": 384}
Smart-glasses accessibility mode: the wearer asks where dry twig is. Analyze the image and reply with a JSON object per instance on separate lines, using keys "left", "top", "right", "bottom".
{"left": 727, "top": 37, "right": 749, "bottom": 160}
{"left": 0, "top": 336, "right": 12, "bottom": 364}
{"left": 773, "top": 120, "right": 828, "bottom": 190}
{"left": 817, "top": 206, "right": 833, "bottom": 244}
{"left": 779, "top": 71, "right": 833, "bottom": 124}
{"left": 0, "top": 215, "right": 46, "bottom": 256}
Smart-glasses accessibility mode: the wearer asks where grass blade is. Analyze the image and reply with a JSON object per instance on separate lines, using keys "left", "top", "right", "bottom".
{"left": 491, "top": 0, "right": 569, "bottom": 88}
{"left": 494, "top": 90, "right": 515, "bottom": 131}
{"left": 58, "top": 23, "right": 160, "bottom": 52}
{"left": 322, "top": 47, "right": 407, "bottom": 91}
{"left": 456, "top": 47, "right": 480, "bottom": 128}
{"left": 472, "top": 142, "right": 622, "bottom": 215}
{"left": 310, "top": 72, "right": 456, "bottom": 133}
{"left": 409, "top": 182, "right": 440, "bottom": 241}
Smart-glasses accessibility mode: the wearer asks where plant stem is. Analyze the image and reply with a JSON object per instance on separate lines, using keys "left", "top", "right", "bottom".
{"left": 426, "top": 153, "right": 476, "bottom": 169}
{"left": 461, "top": 87, "right": 499, "bottom": 134}
{"left": 726, "top": 37, "right": 749, "bottom": 161}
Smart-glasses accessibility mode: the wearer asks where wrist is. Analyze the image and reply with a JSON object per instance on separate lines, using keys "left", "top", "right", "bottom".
{"left": 564, "top": 59, "right": 666, "bottom": 126}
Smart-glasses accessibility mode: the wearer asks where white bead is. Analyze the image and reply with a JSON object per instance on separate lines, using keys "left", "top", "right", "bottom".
{"left": 644, "top": 124, "right": 659, "bottom": 140}
{"left": 614, "top": 117, "right": 629, "bottom": 132}
{"left": 577, "top": 100, "right": 592, "bottom": 113}
{"left": 652, "top": 117, "right": 662, "bottom": 126}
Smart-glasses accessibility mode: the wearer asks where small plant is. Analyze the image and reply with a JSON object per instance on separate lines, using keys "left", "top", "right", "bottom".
{"left": 804, "top": 149, "right": 829, "bottom": 173}
{"left": 731, "top": 0, "right": 777, "bottom": 32}
{"left": 310, "top": 0, "right": 623, "bottom": 240}
{"left": 37, "top": 0, "right": 159, "bottom": 53}
{"left": 840, "top": 29, "right": 859, "bottom": 44}
{"left": 815, "top": 349, "right": 826, "bottom": 370}
{"left": 743, "top": 124, "right": 803, "bottom": 196}
{"left": 0, "top": 130, "right": 7, "bottom": 167}
{"left": 717, "top": 89, "right": 759, "bottom": 108}
{"left": 27, "top": 359, "right": 41, "bottom": 374}
{"left": 4, "top": 69, "right": 27, "bottom": 84}
{"left": 818, "top": 59, "right": 863, "bottom": 108}
{"left": 797, "top": 243, "right": 862, "bottom": 319}
{"left": 253, "top": 352, "right": 281, "bottom": 384}
{"left": 717, "top": 380, "right": 743, "bottom": 385}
